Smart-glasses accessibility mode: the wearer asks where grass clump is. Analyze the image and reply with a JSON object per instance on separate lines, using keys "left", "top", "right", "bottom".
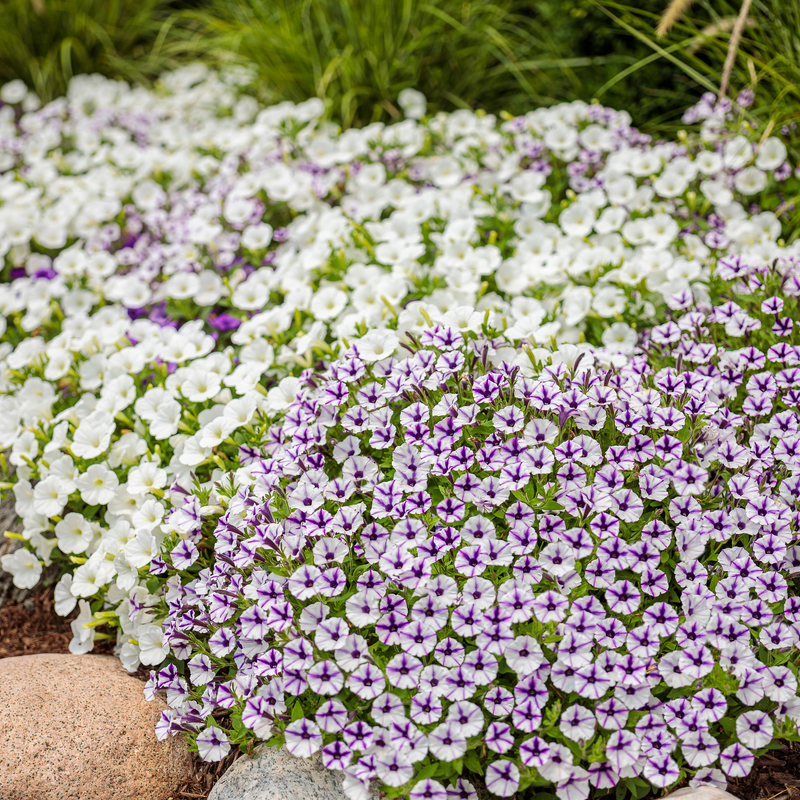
{"left": 0, "top": 0, "right": 196, "bottom": 103}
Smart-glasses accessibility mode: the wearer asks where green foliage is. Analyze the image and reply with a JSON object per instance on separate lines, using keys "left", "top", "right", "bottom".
{"left": 0, "top": 0, "right": 199, "bottom": 103}
{"left": 191, "top": 0, "right": 548, "bottom": 127}
{"left": 517, "top": 0, "right": 704, "bottom": 129}
{"left": 189, "top": 0, "right": 703, "bottom": 129}
{"left": 599, "top": 0, "right": 800, "bottom": 143}
{"left": 0, "top": 0, "right": 797, "bottom": 148}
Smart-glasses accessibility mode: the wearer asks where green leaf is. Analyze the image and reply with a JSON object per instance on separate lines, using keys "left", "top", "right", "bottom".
{"left": 540, "top": 500, "right": 563, "bottom": 510}
{"left": 625, "top": 777, "right": 651, "bottom": 800}
{"left": 414, "top": 762, "right": 438, "bottom": 782}
{"left": 463, "top": 749, "right": 483, "bottom": 775}
{"left": 704, "top": 663, "right": 740, "bottom": 696}
{"left": 291, "top": 700, "right": 304, "bottom": 722}
{"left": 719, "top": 717, "right": 735, "bottom": 734}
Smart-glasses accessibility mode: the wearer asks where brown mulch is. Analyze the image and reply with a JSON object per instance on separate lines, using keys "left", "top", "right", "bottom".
{"left": 0, "top": 583, "right": 115, "bottom": 658}
{"left": 167, "top": 749, "right": 242, "bottom": 800}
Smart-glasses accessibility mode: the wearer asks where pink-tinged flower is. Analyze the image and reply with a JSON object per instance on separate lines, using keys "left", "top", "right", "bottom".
{"left": 573, "top": 663, "right": 612, "bottom": 701}
{"left": 170, "top": 539, "right": 199, "bottom": 569}
{"left": 371, "top": 692, "right": 407, "bottom": 727}
{"left": 282, "top": 667, "right": 309, "bottom": 696}
{"left": 447, "top": 701, "right": 485, "bottom": 737}
{"left": 503, "top": 635, "right": 543, "bottom": 675}
{"left": 374, "top": 610, "right": 406, "bottom": 646}
{"left": 284, "top": 717, "right": 323, "bottom": 758}
{"left": 322, "top": 740, "right": 353, "bottom": 771}
{"left": 485, "top": 760, "right": 520, "bottom": 797}
{"left": 512, "top": 699, "right": 543, "bottom": 733}
{"left": 642, "top": 753, "right": 680, "bottom": 788}
{"left": 346, "top": 663, "right": 386, "bottom": 700}
{"left": 532, "top": 590, "right": 570, "bottom": 623}
{"left": 453, "top": 545, "right": 490, "bottom": 577}
{"left": 485, "top": 721, "right": 515, "bottom": 754}
{"left": 398, "top": 620, "right": 438, "bottom": 656}
{"left": 690, "top": 767, "right": 728, "bottom": 790}
{"left": 444, "top": 778, "right": 478, "bottom": 800}
{"left": 606, "top": 580, "right": 641, "bottom": 615}
{"left": 691, "top": 687, "right": 727, "bottom": 723}
{"left": 315, "top": 616, "right": 349, "bottom": 651}
{"left": 436, "top": 497, "right": 465, "bottom": 523}
{"left": 556, "top": 767, "right": 591, "bottom": 800}
{"left": 386, "top": 652, "right": 424, "bottom": 689}
{"left": 681, "top": 730, "right": 720, "bottom": 768}
{"left": 286, "top": 564, "right": 322, "bottom": 600}
{"left": 241, "top": 695, "right": 275, "bottom": 738}
{"left": 316, "top": 699, "right": 349, "bottom": 732}
{"left": 451, "top": 603, "right": 483, "bottom": 637}
{"left": 559, "top": 704, "right": 595, "bottom": 742}
{"left": 410, "top": 691, "right": 443, "bottom": 725}
{"left": 736, "top": 710, "right": 773, "bottom": 749}
{"left": 306, "top": 659, "right": 344, "bottom": 695}
{"left": 519, "top": 735, "right": 550, "bottom": 768}
{"left": 595, "top": 697, "right": 628, "bottom": 731}
{"left": 342, "top": 720, "right": 374, "bottom": 752}
{"left": 587, "top": 761, "right": 619, "bottom": 789}
{"left": 605, "top": 730, "right": 640, "bottom": 772}
{"left": 678, "top": 645, "right": 715, "bottom": 680}
{"left": 483, "top": 685, "right": 515, "bottom": 717}
{"left": 539, "top": 743, "right": 575, "bottom": 782}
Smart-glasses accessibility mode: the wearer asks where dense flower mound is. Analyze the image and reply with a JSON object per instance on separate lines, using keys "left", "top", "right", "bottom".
{"left": 1, "top": 71, "right": 800, "bottom": 799}
{"left": 1, "top": 291, "right": 608, "bottom": 668}
{"left": 3, "top": 74, "right": 797, "bottom": 669}
{"left": 140, "top": 255, "right": 800, "bottom": 800}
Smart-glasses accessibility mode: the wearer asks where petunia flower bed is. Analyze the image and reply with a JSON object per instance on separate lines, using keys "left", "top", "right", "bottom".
{"left": 133, "top": 254, "right": 800, "bottom": 800}
{"left": 1, "top": 69, "right": 800, "bottom": 800}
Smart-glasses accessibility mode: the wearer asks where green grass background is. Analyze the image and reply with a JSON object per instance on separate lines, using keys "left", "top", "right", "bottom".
{"left": 0, "top": 0, "right": 797, "bottom": 143}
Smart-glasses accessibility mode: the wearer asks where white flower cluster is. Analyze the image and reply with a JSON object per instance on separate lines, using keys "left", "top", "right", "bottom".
{"left": 0, "top": 66, "right": 795, "bottom": 351}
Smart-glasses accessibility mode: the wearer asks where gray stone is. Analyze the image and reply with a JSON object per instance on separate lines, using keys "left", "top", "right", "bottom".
{"left": 208, "top": 746, "right": 383, "bottom": 800}
{"left": 667, "top": 787, "right": 737, "bottom": 800}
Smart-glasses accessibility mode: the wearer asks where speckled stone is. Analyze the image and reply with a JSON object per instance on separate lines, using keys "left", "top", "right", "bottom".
{"left": 667, "top": 787, "right": 737, "bottom": 800}
{"left": 208, "top": 745, "right": 383, "bottom": 800}
{"left": 0, "top": 653, "right": 191, "bottom": 800}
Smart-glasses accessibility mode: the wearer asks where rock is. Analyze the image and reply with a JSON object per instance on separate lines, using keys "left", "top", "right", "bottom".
{"left": 667, "top": 787, "right": 737, "bottom": 800}
{"left": 209, "top": 745, "right": 383, "bottom": 800}
{"left": 0, "top": 653, "right": 191, "bottom": 800}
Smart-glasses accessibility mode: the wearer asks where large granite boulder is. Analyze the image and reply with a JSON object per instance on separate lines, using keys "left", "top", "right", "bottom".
{"left": 0, "top": 653, "right": 191, "bottom": 800}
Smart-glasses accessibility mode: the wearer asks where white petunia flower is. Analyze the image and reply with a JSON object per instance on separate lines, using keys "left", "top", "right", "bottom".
{"left": 0, "top": 547, "right": 42, "bottom": 589}
{"left": 75, "top": 463, "right": 120, "bottom": 505}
